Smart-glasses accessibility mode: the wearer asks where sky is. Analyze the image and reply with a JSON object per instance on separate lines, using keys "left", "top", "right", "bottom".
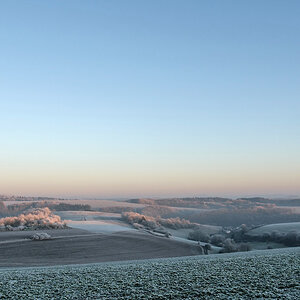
{"left": 0, "top": 1, "right": 299, "bottom": 198}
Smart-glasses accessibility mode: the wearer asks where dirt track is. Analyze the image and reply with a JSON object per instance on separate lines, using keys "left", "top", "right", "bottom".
{"left": 0, "top": 230, "right": 201, "bottom": 267}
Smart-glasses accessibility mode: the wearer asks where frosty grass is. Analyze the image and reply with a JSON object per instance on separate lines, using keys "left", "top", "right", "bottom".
{"left": 0, "top": 248, "right": 299, "bottom": 299}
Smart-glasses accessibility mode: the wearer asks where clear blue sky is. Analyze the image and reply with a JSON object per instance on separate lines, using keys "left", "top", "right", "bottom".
{"left": 0, "top": 1, "right": 299, "bottom": 198}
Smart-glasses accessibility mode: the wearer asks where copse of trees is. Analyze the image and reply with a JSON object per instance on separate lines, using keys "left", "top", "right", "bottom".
{"left": 0, "top": 207, "right": 66, "bottom": 230}
{"left": 122, "top": 212, "right": 159, "bottom": 229}
{"left": 188, "top": 228, "right": 252, "bottom": 253}
{"left": 188, "top": 229, "right": 210, "bottom": 243}
{"left": 158, "top": 217, "right": 194, "bottom": 229}
{"left": 0, "top": 201, "right": 92, "bottom": 217}
{"left": 210, "top": 234, "right": 225, "bottom": 247}
{"left": 221, "top": 238, "right": 238, "bottom": 253}
{"left": 122, "top": 212, "right": 195, "bottom": 230}
{"left": 252, "top": 230, "right": 300, "bottom": 247}
{"left": 48, "top": 202, "right": 92, "bottom": 211}
{"left": 218, "top": 238, "right": 252, "bottom": 253}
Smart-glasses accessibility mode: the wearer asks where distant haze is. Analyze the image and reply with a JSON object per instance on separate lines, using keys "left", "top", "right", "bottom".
{"left": 0, "top": 1, "right": 299, "bottom": 198}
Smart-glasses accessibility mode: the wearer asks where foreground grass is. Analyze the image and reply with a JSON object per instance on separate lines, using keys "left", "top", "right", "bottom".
{"left": 0, "top": 248, "right": 299, "bottom": 299}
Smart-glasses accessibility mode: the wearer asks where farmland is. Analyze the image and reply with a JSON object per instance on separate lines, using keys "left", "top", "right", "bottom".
{"left": 0, "top": 247, "right": 299, "bottom": 299}
{"left": 247, "top": 222, "right": 300, "bottom": 235}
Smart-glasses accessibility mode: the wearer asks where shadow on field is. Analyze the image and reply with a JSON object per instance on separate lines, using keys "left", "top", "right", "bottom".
{"left": 0, "top": 230, "right": 201, "bottom": 267}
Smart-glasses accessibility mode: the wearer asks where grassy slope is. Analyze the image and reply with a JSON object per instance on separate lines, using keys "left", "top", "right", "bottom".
{"left": 247, "top": 222, "right": 300, "bottom": 235}
{"left": 0, "top": 231, "right": 201, "bottom": 267}
{"left": 0, "top": 248, "right": 299, "bottom": 299}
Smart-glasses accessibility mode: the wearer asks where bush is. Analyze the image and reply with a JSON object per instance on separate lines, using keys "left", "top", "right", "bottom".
{"left": 188, "top": 230, "right": 210, "bottom": 242}
{"left": 281, "top": 231, "right": 300, "bottom": 247}
{"left": 158, "top": 217, "right": 194, "bottom": 229}
{"left": 271, "top": 231, "right": 283, "bottom": 241}
{"left": 262, "top": 232, "right": 271, "bottom": 242}
{"left": 122, "top": 212, "right": 195, "bottom": 230}
{"left": 220, "top": 239, "right": 238, "bottom": 253}
{"left": 0, "top": 208, "right": 66, "bottom": 230}
{"left": 122, "top": 212, "right": 158, "bottom": 229}
{"left": 30, "top": 232, "right": 52, "bottom": 241}
{"left": 238, "top": 243, "right": 252, "bottom": 252}
{"left": 211, "top": 234, "right": 225, "bottom": 246}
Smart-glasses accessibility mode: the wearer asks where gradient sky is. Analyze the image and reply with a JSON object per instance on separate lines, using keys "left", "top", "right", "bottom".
{"left": 0, "top": 1, "right": 299, "bottom": 198}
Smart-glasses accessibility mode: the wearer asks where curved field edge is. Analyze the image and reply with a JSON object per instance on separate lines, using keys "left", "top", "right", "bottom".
{"left": 247, "top": 222, "right": 300, "bottom": 235}
{"left": 0, "top": 248, "right": 299, "bottom": 299}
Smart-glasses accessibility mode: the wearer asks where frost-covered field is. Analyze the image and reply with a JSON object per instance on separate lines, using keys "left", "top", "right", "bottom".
{"left": 67, "top": 220, "right": 134, "bottom": 233}
{"left": 248, "top": 222, "right": 300, "bottom": 235}
{"left": 0, "top": 248, "right": 299, "bottom": 299}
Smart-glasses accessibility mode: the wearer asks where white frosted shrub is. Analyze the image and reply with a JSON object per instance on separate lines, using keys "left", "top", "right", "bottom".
{"left": 0, "top": 208, "right": 66, "bottom": 229}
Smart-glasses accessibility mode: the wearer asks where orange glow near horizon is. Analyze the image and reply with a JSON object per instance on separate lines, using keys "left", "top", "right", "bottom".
{"left": 1, "top": 160, "right": 299, "bottom": 198}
